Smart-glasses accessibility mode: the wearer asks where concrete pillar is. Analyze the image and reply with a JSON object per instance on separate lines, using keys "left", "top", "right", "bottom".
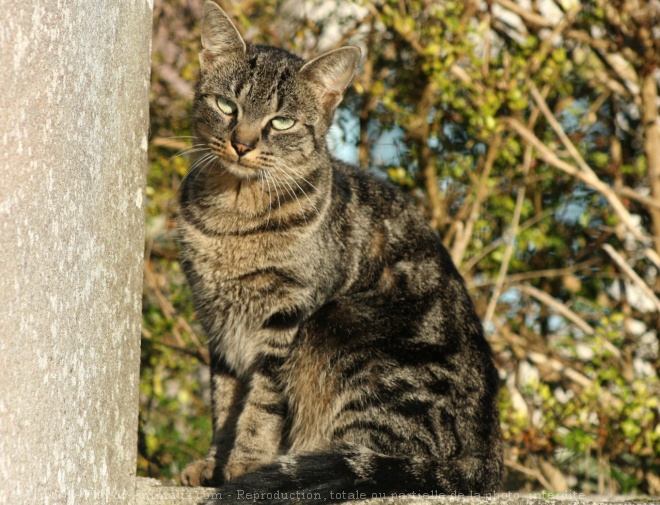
{"left": 0, "top": 1, "right": 151, "bottom": 503}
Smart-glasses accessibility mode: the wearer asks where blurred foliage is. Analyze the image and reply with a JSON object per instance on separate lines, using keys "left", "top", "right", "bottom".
{"left": 141, "top": 0, "right": 660, "bottom": 495}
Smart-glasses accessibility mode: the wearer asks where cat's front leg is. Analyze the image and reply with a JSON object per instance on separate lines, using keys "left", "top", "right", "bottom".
{"left": 181, "top": 361, "right": 247, "bottom": 487}
{"left": 223, "top": 358, "right": 286, "bottom": 482}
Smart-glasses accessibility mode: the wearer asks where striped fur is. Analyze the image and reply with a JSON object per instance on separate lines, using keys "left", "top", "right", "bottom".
{"left": 178, "top": 2, "right": 502, "bottom": 501}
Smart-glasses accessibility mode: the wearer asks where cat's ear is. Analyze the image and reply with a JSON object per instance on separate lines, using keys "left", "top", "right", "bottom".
{"left": 299, "top": 46, "right": 362, "bottom": 115}
{"left": 199, "top": 1, "right": 246, "bottom": 69}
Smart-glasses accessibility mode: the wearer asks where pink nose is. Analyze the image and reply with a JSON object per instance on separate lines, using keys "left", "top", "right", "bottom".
{"left": 232, "top": 142, "right": 253, "bottom": 156}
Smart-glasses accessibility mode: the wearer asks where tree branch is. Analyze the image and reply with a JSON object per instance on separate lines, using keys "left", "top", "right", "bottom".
{"left": 640, "top": 71, "right": 660, "bottom": 254}
{"left": 494, "top": 0, "right": 555, "bottom": 27}
{"left": 463, "top": 208, "right": 554, "bottom": 273}
{"left": 450, "top": 133, "right": 502, "bottom": 266}
{"left": 505, "top": 112, "right": 646, "bottom": 243}
{"left": 483, "top": 144, "right": 531, "bottom": 326}
{"left": 602, "top": 244, "right": 660, "bottom": 313}
{"left": 469, "top": 258, "right": 600, "bottom": 288}
{"left": 409, "top": 80, "right": 443, "bottom": 229}
{"left": 616, "top": 186, "right": 660, "bottom": 211}
{"left": 517, "top": 283, "right": 595, "bottom": 335}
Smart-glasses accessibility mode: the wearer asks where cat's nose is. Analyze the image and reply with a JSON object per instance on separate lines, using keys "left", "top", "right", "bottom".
{"left": 232, "top": 141, "right": 254, "bottom": 156}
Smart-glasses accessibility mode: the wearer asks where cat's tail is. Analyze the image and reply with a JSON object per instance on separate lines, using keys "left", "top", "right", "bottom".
{"left": 207, "top": 446, "right": 502, "bottom": 504}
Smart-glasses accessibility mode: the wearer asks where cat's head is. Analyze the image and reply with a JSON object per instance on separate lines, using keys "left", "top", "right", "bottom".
{"left": 193, "top": 1, "right": 361, "bottom": 181}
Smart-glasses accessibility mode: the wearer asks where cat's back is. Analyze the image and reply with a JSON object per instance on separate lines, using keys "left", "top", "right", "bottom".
{"left": 330, "top": 160, "right": 414, "bottom": 220}
{"left": 284, "top": 160, "right": 501, "bottom": 467}
{"left": 327, "top": 160, "right": 465, "bottom": 294}
{"left": 324, "top": 158, "right": 497, "bottom": 378}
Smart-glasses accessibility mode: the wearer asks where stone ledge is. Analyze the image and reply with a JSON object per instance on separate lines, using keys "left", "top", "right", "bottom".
{"left": 135, "top": 478, "right": 658, "bottom": 505}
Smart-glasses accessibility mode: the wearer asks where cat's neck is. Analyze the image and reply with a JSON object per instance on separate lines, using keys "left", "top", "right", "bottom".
{"left": 180, "top": 157, "right": 332, "bottom": 235}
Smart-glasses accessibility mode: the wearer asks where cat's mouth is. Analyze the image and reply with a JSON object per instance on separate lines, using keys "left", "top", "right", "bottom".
{"left": 223, "top": 157, "right": 263, "bottom": 180}
{"left": 208, "top": 145, "right": 262, "bottom": 180}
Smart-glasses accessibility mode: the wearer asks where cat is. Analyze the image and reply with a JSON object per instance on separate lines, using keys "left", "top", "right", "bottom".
{"left": 177, "top": 2, "right": 503, "bottom": 503}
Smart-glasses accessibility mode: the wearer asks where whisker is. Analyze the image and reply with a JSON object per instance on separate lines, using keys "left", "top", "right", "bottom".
{"left": 277, "top": 161, "right": 320, "bottom": 215}
{"left": 259, "top": 170, "right": 265, "bottom": 204}
{"left": 192, "top": 154, "right": 220, "bottom": 187}
{"left": 267, "top": 171, "right": 282, "bottom": 223}
{"left": 169, "top": 144, "right": 209, "bottom": 161}
{"left": 264, "top": 171, "right": 273, "bottom": 228}
{"left": 281, "top": 168, "right": 319, "bottom": 215}
{"left": 185, "top": 152, "right": 215, "bottom": 177}
{"left": 273, "top": 167, "right": 308, "bottom": 223}
{"left": 178, "top": 152, "right": 216, "bottom": 192}
{"left": 173, "top": 151, "right": 214, "bottom": 193}
{"left": 278, "top": 173, "right": 301, "bottom": 211}
{"left": 279, "top": 161, "right": 319, "bottom": 193}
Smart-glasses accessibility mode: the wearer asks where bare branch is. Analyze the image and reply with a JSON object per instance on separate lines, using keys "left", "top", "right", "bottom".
{"left": 144, "top": 260, "right": 206, "bottom": 353}
{"left": 528, "top": 351, "right": 594, "bottom": 388}
{"left": 156, "top": 64, "right": 195, "bottom": 98}
{"left": 463, "top": 202, "right": 554, "bottom": 274}
{"left": 646, "top": 248, "right": 660, "bottom": 269}
{"left": 451, "top": 134, "right": 502, "bottom": 266}
{"left": 483, "top": 144, "right": 531, "bottom": 326}
{"left": 505, "top": 112, "right": 646, "bottom": 242}
{"left": 357, "top": 18, "right": 378, "bottom": 170}
{"left": 529, "top": 81, "right": 648, "bottom": 242}
{"left": 151, "top": 137, "right": 191, "bottom": 151}
{"left": 640, "top": 71, "right": 660, "bottom": 254}
{"left": 494, "top": 0, "right": 555, "bottom": 27}
{"left": 409, "top": 81, "right": 444, "bottom": 229}
{"left": 602, "top": 244, "right": 660, "bottom": 313}
{"left": 524, "top": 4, "right": 581, "bottom": 76}
{"left": 505, "top": 458, "right": 554, "bottom": 491}
{"left": 517, "top": 283, "right": 595, "bottom": 335}
{"left": 616, "top": 186, "right": 660, "bottom": 211}
{"left": 469, "top": 258, "right": 600, "bottom": 288}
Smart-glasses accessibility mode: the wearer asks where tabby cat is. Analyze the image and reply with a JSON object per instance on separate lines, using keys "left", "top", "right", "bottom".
{"left": 178, "top": 2, "right": 502, "bottom": 502}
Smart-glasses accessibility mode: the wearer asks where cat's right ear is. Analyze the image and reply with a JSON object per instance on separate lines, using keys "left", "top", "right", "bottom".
{"left": 299, "top": 46, "right": 362, "bottom": 118}
{"left": 199, "top": 1, "right": 246, "bottom": 70}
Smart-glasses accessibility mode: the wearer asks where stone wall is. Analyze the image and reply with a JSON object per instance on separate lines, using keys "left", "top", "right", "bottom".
{"left": 0, "top": 1, "right": 152, "bottom": 503}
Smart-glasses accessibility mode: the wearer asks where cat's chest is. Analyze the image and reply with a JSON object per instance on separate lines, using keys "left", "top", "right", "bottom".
{"left": 183, "top": 221, "right": 301, "bottom": 279}
{"left": 182, "top": 225, "right": 321, "bottom": 372}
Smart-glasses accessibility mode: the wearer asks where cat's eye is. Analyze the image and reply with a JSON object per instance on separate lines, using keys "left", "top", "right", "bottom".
{"left": 216, "top": 96, "right": 237, "bottom": 116}
{"left": 271, "top": 117, "right": 295, "bottom": 131}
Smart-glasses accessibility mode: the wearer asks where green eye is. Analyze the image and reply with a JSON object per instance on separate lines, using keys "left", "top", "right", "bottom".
{"left": 216, "top": 96, "right": 237, "bottom": 115}
{"left": 271, "top": 117, "right": 295, "bottom": 131}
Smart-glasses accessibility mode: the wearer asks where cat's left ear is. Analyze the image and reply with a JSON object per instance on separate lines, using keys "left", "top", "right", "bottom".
{"left": 299, "top": 46, "right": 362, "bottom": 116}
{"left": 199, "top": 1, "right": 246, "bottom": 70}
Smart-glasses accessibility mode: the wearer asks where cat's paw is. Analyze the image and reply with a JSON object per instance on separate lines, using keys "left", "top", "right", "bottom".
{"left": 222, "top": 459, "right": 263, "bottom": 482}
{"left": 181, "top": 458, "right": 221, "bottom": 487}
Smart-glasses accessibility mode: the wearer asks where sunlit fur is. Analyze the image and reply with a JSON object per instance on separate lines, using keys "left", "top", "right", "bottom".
{"left": 178, "top": 3, "right": 502, "bottom": 503}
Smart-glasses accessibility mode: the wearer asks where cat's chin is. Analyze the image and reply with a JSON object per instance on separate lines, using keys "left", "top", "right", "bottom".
{"left": 224, "top": 161, "right": 262, "bottom": 181}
